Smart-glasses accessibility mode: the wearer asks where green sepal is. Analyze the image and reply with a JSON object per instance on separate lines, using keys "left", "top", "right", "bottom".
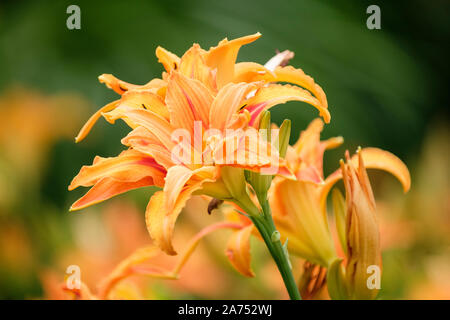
{"left": 327, "top": 258, "right": 349, "bottom": 300}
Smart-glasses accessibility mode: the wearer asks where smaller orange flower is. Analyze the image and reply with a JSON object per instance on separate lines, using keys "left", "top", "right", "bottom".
{"left": 269, "top": 118, "right": 411, "bottom": 267}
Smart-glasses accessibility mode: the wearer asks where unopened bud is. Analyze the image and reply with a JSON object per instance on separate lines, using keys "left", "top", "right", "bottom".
{"left": 259, "top": 110, "right": 271, "bottom": 143}
{"left": 246, "top": 111, "right": 273, "bottom": 200}
{"left": 278, "top": 119, "right": 291, "bottom": 158}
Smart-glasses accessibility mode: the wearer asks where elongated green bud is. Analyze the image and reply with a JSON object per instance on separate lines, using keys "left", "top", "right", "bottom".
{"left": 259, "top": 110, "right": 271, "bottom": 143}
{"left": 246, "top": 111, "right": 273, "bottom": 200}
{"left": 278, "top": 119, "right": 291, "bottom": 158}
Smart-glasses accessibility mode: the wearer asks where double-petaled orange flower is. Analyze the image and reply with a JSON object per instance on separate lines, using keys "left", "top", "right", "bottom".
{"left": 69, "top": 33, "right": 330, "bottom": 258}
{"left": 68, "top": 33, "right": 411, "bottom": 300}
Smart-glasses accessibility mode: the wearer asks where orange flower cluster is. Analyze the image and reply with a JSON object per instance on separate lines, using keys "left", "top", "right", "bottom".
{"left": 68, "top": 34, "right": 410, "bottom": 300}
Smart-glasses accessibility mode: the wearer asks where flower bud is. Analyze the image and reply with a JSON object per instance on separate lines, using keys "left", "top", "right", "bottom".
{"left": 246, "top": 111, "right": 273, "bottom": 200}
{"left": 278, "top": 119, "right": 291, "bottom": 158}
{"left": 246, "top": 112, "right": 292, "bottom": 202}
{"left": 339, "top": 150, "right": 381, "bottom": 299}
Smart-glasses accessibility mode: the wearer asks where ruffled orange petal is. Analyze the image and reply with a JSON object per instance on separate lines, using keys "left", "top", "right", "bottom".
{"left": 292, "top": 118, "right": 324, "bottom": 154}
{"left": 179, "top": 44, "right": 216, "bottom": 92}
{"left": 98, "top": 74, "right": 166, "bottom": 95}
{"left": 119, "top": 90, "right": 169, "bottom": 120}
{"left": 274, "top": 65, "right": 328, "bottom": 111}
{"left": 121, "top": 126, "right": 174, "bottom": 169}
{"left": 98, "top": 74, "right": 139, "bottom": 95}
{"left": 205, "top": 33, "right": 261, "bottom": 88}
{"left": 233, "top": 62, "right": 329, "bottom": 121}
{"left": 156, "top": 46, "right": 181, "bottom": 73}
{"left": 245, "top": 84, "right": 330, "bottom": 126}
{"left": 75, "top": 100, "right": 120, "bottom": 143}
{"left": 209, "top": 82, "right": 257, "bottom": 131}
{"left": 353, "top": 147, "right": 411, "bottom": 193}
{"left": 165, "top": 71, "right": 214, "bottom": 133}
{"left": 68, "top": 149, "right": 165, "bottom": 190}
{"left": 146, "top": 166, "right": 218, "bottom": 255}
{"left": 289, "top": 118, "right": 343, "bottom": 183}
{"left": 75, "top": 81, "right": 169, "bottom": 143}
{"left": 233, "top": 62, "right": 274, "bottom": 83}
{"left": 225, "top": 224, "right": 255, "bottom": 277}
{"left": 226, "top": 109, "right": 251, "bottom": 130}
{"left": 70, "top": 176, "right": 158, "bottom": 211}
{"left": 320, "top": 147, "right": 411, "bottom": 209}
{"left": 270, "top": 179, "right": 337, "bottom": 266}
{"left": 103, "top": 106, "right": 175, "bottom": 149}
{"left": 212, "top": 129, "right": 295, "bottom": 179}
{"left": 164, "top": 165, "right": 199, "bottom": 212}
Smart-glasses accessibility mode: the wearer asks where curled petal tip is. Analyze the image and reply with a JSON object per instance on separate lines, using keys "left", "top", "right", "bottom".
{"left": 244, "top": 32, "right": 261, "bottom": 40}
{"left": 69, "top": 203, "right": 83, "bottom": 212}
{"left": 322, "top": 110, "right": 331, "bottom": 123}
{"left": 355, "top": 147, "right": 411, "bottom": 193}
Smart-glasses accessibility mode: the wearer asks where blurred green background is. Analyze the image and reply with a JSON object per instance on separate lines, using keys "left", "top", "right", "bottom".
{"left": 0, "top": 0, "right": 448, "bottom": 299}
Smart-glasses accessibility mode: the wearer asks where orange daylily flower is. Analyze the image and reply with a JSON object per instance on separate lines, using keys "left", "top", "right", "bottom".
{"left": 71, "top": 34, "right": 337, "bottom": 260}
{"left": 63, "top": 33, "right": 420, "bottom": 301}
{"left": 75, "top": 33, "right": 330, "bottom": 143}
{"left": 269, "top": 118, "right": 411, "bottom": 267}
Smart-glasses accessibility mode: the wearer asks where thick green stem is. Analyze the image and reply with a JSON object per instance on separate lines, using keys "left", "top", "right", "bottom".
{"left": 252, "top": 201, "right": 301, "bottom": 300}
{"left": 236, "top": 194, "right": 301, "bottom": 300}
